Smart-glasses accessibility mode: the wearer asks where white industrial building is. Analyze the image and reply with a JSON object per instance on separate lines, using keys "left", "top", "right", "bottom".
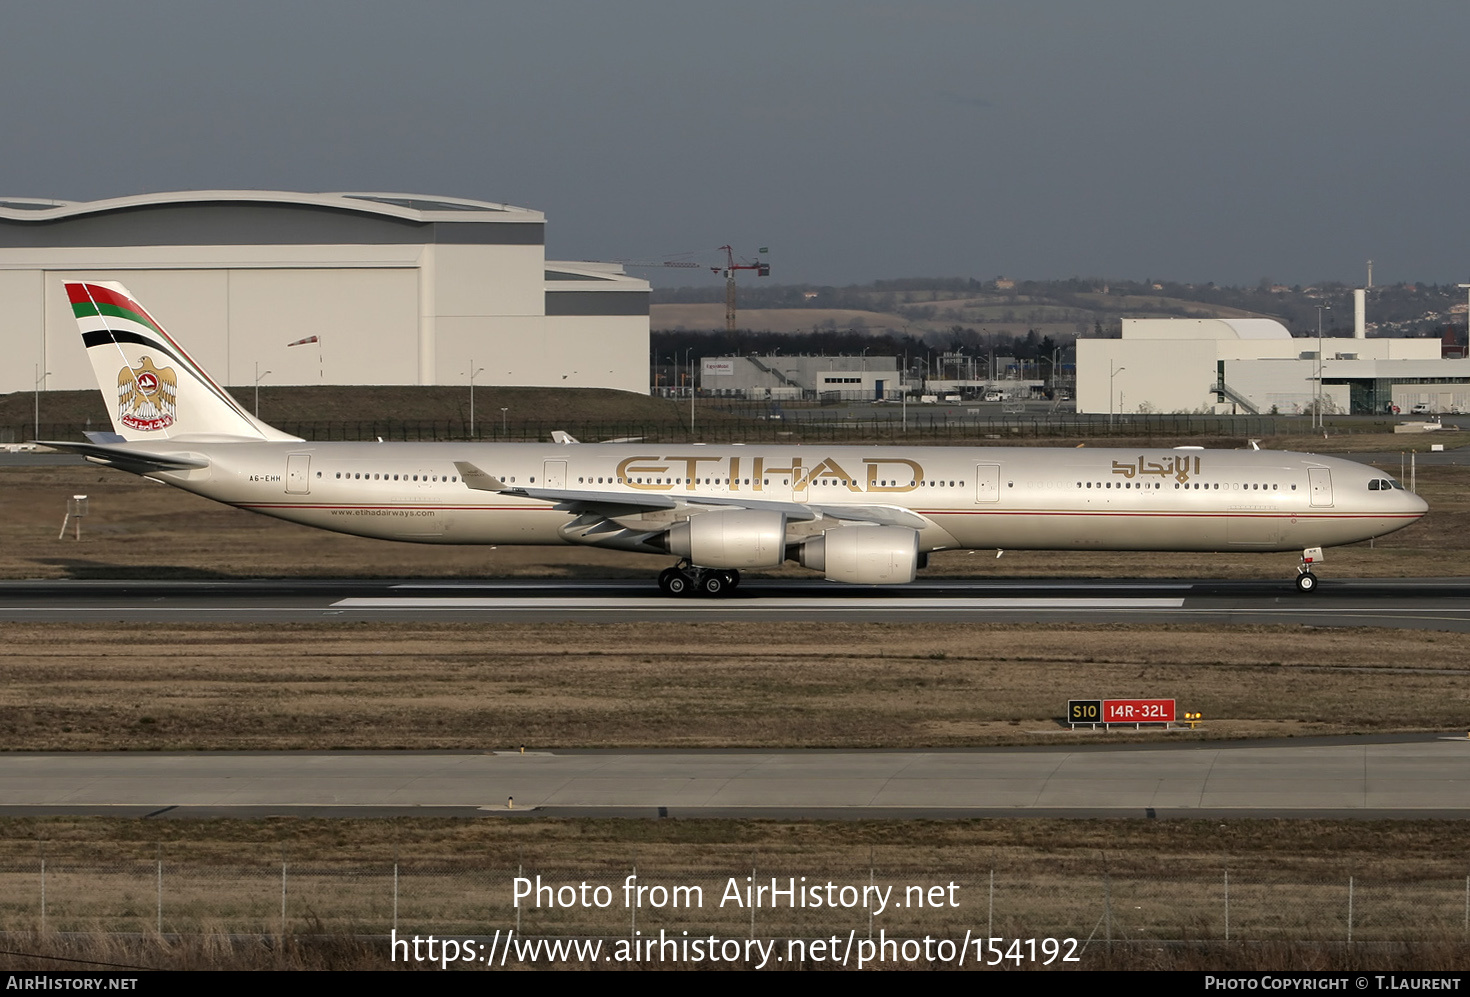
{"left": 699, "top": 354, "right": 905, "bottom": 400}
{"left": 1077, "top": 305, "right": 1468, "bottom": 416}
{"left": 0, "top": 191, "right": 649, "bottom": 395}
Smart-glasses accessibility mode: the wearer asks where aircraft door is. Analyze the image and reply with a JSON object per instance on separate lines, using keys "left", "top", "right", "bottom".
{"left": 543, "top": 460, "right": 567, "bottom": 489}
{"left": 1308, "top": 467, "right": 1333, "bottom": 507}
{"left": 974, "top": 463, "right": 1001, "bottom": 503}
{"left": 286, "top": 454, "right": 311, "bottom": 495}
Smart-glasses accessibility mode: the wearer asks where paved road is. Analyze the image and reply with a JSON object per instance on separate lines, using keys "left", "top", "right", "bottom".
{"left": 2, "top": 735, "right": 1466, "bottom": 819}
{"left": 2, "top": 576, "right": 1468, "bottom": 629}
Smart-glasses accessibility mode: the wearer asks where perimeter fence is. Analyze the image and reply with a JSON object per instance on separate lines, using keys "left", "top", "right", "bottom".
{"left": 8, "top": 413, "right": 1389, "bottom": 447}
{"left": 4, "top": 848, "right": 1469, "bottom": 943}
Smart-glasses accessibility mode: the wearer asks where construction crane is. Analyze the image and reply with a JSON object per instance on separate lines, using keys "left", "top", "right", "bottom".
{"left": 621, "top": 246, "right": 771, "bottom": 332}
{"left": 713, "top": 245, "right": 771, "bottom": 332}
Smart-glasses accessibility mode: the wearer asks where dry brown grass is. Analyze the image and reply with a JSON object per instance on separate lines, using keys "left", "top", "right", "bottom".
{"left": 1, "top": 819, "right": 1469, "bottom": 966}
{"left": 0, "top": 622, "right": 1465, "bottom": 751}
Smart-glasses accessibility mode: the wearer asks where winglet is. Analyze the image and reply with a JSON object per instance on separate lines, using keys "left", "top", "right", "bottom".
{"left": 551, "top": 430, "right": 581, "bottom": 445}
{"left": 455, "top": 461, "right": 509, "bottom": 492}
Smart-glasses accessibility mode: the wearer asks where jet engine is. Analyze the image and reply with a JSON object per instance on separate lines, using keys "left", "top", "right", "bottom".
{"left": 665, "top": 510, "right": 787, "bottom": 568}
{"left": 798, "top": 525, "right": 920, "bottom": 584}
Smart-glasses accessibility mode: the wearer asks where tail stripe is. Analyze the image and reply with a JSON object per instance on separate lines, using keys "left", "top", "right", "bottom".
{"left": 72, "top": 301, "right": 165, "bottom": 334}
{"left": 69, "top": 281, "right": 258, "bottom": 428}
{"left": 80, "top": 329, "right": 186, "bottom": 366}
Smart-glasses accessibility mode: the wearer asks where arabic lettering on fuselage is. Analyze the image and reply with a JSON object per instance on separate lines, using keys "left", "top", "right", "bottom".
{"left": 1110, "top": 454, "right": 1202, "bottom": 484}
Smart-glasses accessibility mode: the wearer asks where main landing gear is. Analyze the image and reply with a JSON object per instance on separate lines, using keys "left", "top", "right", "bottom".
{"left": 1294, "top": 546, "right": 1323, "bottom": 594}
{"left": 658, "top": 562, "right": 741, "bottom": 598}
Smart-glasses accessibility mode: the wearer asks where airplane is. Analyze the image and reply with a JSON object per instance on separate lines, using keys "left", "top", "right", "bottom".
{"left": 41, "top": 280, "right": 1428, "bottom": 597}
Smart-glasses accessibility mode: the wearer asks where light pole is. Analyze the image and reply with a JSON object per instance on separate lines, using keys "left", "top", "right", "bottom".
{"left": 253, "top": 362, "right": 272, "bottom": 418}
{"left": 686, "top": 347, "right": 695, "bottom": 434}
{"left": 1109, "top": 363, "right": 1125, "bottom": 430}
{"left": 33, "top": 364, "right": 51, "bottom": 440}
{"left": 500, "top": 407, "right": 509, "bottom": 436}
{"left": 1315, "top": 305, "right": 1331, "bottom": 429}
{"left": 463, "top": 359, "right": 484, "bottom": 439}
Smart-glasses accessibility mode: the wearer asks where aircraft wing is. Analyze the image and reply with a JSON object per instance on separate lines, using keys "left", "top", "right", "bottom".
{"left": 453, "top": 460, "right": 929, "bottom": 529}
{"left": 35, "top": 440, "right": 210, "bottom": 475}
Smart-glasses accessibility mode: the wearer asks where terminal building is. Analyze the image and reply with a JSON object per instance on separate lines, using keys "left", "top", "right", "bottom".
{"left": 1077, "top": 306, "right": 1470, "bottom": 416}
{"left": 0, "top": 191, "right": 650, "bottom": 395}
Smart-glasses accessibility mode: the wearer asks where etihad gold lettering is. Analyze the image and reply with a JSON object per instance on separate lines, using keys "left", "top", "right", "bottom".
{"left": 754, "top": 456, "right": 804, "bottom": 489}
{"left": 659, "top": 456, "right": 724, "bottom": 491}
{"left": 806, "top": 458, "right": 862, "bottom": 492}
{"left": 616, "top": 456, "right": 674, "bottom": 491}
{"left": 612, "top": 454, "right": 935, "bottom": 494}
{"left": 1111, "top": 455, "right": 1202, "bottom": 484}
{"left": 865, "top": 457, "right": 924, "bottom": 493}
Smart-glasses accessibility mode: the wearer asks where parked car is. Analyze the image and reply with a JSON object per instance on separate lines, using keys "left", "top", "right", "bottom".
{"left": 1411, "top": 403, "right": 1433, "bottom": 415}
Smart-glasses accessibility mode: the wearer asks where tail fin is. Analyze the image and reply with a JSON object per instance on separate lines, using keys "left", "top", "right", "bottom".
{"left": 66, "top": 281, "right": 300, "bottom": 442}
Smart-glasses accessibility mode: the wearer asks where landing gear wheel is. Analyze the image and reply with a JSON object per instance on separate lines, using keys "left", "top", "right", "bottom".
{"left": 723, "top": 570, "right": 740, "bottom": 590}
{"left": 659, "top": 567, "right": 691, "bottom": 597}
{"left": 699, "top": 571, "right": 728, "bottom": 598}
{"left": 1295, "top": 571, "right": 1318, "bottom": 594}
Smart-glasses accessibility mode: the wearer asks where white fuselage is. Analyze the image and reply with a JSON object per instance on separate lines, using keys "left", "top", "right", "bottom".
{"left": 128, "top": 441, "right": 1426, "bottom": 556}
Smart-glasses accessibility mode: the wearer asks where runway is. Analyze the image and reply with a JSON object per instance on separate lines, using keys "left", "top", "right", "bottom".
{"left": 3, "top": 735, "right": 1467, "bottom": 819}
{"left": 2, "top": 576, "right": 1469, "bottom": 629}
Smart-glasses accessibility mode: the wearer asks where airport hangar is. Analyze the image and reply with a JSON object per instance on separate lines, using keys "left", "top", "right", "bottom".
{"left": 0, "top": 191, "right": 650, "bottom": 396}
{"left": 1077, "top": 307, "right": 1470, "bottom": 417}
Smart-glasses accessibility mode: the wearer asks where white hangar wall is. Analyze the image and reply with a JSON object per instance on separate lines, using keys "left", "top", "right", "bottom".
{"left": 1077, "top": 317, "right": 1443, "bottom": 415}
{"left": 0, "top": 191, "right": 650, "bottom": 396}
{"left": 1075, "top": 337, "right": 1219, "bottom": 415}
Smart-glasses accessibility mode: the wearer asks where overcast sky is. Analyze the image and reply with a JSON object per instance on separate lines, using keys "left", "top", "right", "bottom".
{"left": 4, "top": 1, "right": 1468, "bottom": 288}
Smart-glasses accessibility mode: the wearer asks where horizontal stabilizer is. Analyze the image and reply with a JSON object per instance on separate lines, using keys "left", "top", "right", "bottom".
{"left": 34, "top": 441, "right": 209, "bottom": 475}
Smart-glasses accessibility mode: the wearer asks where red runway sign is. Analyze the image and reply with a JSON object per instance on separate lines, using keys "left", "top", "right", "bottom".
{"left": 1102, "top": 699, "right": 1175, "bottom": 723}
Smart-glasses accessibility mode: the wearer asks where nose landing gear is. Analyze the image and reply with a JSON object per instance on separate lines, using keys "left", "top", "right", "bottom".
{"left": 1295, "top": 547, "right": 1323, "bottom": 594}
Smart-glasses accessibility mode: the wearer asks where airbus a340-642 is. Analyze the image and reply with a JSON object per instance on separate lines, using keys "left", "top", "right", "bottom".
{"left": 42, "top": 280, "right": 1427, "bottom": 596}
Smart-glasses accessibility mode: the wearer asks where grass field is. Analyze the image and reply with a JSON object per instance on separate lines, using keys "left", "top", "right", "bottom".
{"left": 1, "top": 818, "right": 1468, "bottom": 969}
{"left": 0, "top": 621, "right": 1467, "bottom": 751}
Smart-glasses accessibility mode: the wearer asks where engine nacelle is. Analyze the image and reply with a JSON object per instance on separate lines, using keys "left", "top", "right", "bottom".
{"left": 666, "top": 510, "right": 787, "bottom": 568}
{"left": 798, "top": 525, "right": 920, "bottom": 584}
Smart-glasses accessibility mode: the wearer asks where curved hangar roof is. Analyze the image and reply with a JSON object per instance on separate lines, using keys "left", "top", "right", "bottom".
{"left": 0, "top": 190, "right": 545, "bottom": 247}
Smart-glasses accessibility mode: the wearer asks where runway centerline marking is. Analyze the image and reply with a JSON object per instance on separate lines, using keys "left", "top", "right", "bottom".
{"left": 330, "top": 596, "right": 1188, "bottom": 610}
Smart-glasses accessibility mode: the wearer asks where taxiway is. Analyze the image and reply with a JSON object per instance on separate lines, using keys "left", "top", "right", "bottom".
{"left": 2, "top": 735, "right": 1466, "bottom": 819}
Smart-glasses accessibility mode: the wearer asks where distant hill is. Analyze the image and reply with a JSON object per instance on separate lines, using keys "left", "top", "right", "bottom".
{"left": 654, "top": 277, "right": 1463, "bottom": 344}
